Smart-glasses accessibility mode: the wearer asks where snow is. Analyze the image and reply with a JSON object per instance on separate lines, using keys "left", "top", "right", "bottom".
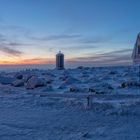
{"left": 0, "top": 66, "right": 140, "bottom": 139}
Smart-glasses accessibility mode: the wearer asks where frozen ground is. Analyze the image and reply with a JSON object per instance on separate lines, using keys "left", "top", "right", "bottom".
{"left": 0, "top": 66, "right": 140, "bottom": 140}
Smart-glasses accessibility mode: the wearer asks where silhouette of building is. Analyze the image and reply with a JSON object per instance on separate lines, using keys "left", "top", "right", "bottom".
{"left": 56, "top": 51, "right": 64, "bottom": 70}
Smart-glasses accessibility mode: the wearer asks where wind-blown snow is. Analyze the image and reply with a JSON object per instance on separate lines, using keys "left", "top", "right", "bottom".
{"left": 0, "top": 66, "right": 140, "bottom": 140}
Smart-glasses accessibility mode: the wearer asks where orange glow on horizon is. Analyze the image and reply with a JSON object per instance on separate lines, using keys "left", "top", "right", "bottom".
{"left": 0, "top": 58, "right": 54, "bottom": 65}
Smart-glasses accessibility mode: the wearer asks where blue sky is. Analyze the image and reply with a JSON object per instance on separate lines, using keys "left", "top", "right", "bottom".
{"left": 0, "top": 0, "right": 139, "bottom": 66}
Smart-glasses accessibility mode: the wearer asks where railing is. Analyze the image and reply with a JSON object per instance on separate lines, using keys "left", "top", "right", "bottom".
{"left": 28, "top": 92, "right": 140, "bottom": 109}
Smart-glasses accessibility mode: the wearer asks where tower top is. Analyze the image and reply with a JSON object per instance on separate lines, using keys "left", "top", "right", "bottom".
{"left": 56, "top": 51, "right": 64, "bottom": 55}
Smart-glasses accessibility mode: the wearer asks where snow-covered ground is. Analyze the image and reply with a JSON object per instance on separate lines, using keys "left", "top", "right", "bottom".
{"left": 0, "top": 66, "right": 140, "bottom": 140}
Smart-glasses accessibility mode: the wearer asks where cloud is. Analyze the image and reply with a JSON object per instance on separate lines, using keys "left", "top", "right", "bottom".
{"left": 67, "top": 48, "right": 132, "bottom": 66}
{"left": 0, "top": 24, "right": 30, "bottom": 36}
{"left": 0, "top": 33, "right": 24, "bottom": 57}
{"left": 0, "top": 33, "right": 6, "bottom": 42}
{"left": 100, "top": 48, "right": 132, "bottom": 57}
{"left": 0, "top": 46, "right": 23, "bottom": 57}
{"left": 18, "top": 57, "right": 53, "bottom": 64}
{"left": 79, "top": 36, "right": 109, "bottom": 44}
{"left": 6, "top": 42, "right": 31, "bottom": 47}
{"left": 0, "top": 32, "right": 27, "bottom": 57}
{"left": 30, "top": 33, "right": 110, "bottom": 45}
{"left": 59, "top": 45, "right": 97, "bottom": 51}
{"left": 7, "top": 42, "right": 24, "bottom": 46}
{"left": 85, "top": 48, "right": 132, "bottom": 58}
{"left": 30, "top": 34, "right": 82, "bottom": 41}
{"left": 78, "top": 26, "right": 140, "bottom": 45}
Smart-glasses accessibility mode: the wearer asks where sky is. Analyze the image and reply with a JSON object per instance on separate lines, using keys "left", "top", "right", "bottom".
{"left": 0, "top": 0, "right": 139, "bottom": 66}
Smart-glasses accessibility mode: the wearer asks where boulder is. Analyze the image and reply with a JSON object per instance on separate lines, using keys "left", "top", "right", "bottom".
{"left": 15, "top": 73, "right": 23, "bottom": 79}
{"left": 57, "top": 82, "right": 68, "bottom": 89}
{"left": 12, "top": 80, "right": 24, "bottom": 87}
{"left": 26, "top": 76, "right": 46, "bottom": 89}
{"left": 64, "top": 77, "right": 79, "bottom": 84}
{"left": 69, "top": 85, "right": 79, "bottom": 92}
{"left": 120, "top": 81, "right": 140, "bottom": 88}
{"left": 23, "top": 74, "right": 34, "bottom": 82}
{"left": 79, "top": 132, "right": 89, "bottom": 138}
{"left": 0, "top": 76, "right": 16, "bottom": 85}
{"left": 109, "top": 71, "right": 116, "bottom": 75}
{"left": 77, "top": 66, "right": 84, "bottom": 69}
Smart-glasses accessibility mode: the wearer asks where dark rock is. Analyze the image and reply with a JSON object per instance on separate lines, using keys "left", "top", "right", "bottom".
{"left": 15, "top": 73, "right": 23, "bottom": 79}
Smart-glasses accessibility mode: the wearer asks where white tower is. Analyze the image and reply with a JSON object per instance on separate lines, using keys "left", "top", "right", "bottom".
{"left": 56, "top": 51, "right": 64, "bottom": 70}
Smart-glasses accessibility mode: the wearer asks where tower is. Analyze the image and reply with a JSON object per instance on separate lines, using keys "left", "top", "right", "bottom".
{"left": 132, "top": 33, "right": 140, "bottom": 64}
{"left": 56, "top": 51, "right": 65, "bottom": 70}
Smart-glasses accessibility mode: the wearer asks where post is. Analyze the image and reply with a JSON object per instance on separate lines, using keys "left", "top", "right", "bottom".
{"left": 87, "top": 95, "right": 93, "bottom": 109}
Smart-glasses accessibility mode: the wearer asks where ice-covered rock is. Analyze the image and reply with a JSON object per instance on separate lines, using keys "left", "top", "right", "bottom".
{"left": 57, "top": 81, "right": 68, "bottom": 89}
{"left": 46, "top": 78, "right": 53, "bottom": 84}
{"left": 77, "top": 66, "right": 84, "bottom": 69}
{"left": 69, "top": 85, "right": 79, "bottom": 92}
{"left": 25, "top": 76, "right": 46, "bottom": 89}
{"left": 14, "top": 73, "right": 23, "bottom": 79}
{"left": 65, "top": 77, "right": 79, "bottom": 84}
{"left": 59, "top": 75, "right": 68, "bottom": 81}
{"left": 0, "top": 76, "right": 16, "bottom": 85}
{"left": 108, "top": 71, "right": 117, "bottom": 75}
{"left": 23, "top": 74, "right": 34, "bottom": 82}
{"left": 120, "top": 81, "right": 140, "bottom": 88}
{"left": 79, "top": 132, "right": 89, "bottom": 138}
{"left": 88, "top": 87, "right": 96, "bottom": 93}
{"left": 121, "top": 82, "right": 128, "bottom": 88}
{"left": 12, "top": 79, "right": 24, "bottom": 87}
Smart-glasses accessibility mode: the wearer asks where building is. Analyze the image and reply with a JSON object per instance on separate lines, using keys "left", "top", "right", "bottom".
{"left": 56, "top": 51, "right": 65, "bottom": 70}
{"left": 132, "top": 33, "right": 140, "bottom": 65}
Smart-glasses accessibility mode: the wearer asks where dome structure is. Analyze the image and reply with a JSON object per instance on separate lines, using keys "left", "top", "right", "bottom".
{"left": 132, "top": 33, "right": 140, "bottom": 65}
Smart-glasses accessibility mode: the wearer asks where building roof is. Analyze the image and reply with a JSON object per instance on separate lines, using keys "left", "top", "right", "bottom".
{"left": 56, "top": 51, "right": 64, "bottom": 56}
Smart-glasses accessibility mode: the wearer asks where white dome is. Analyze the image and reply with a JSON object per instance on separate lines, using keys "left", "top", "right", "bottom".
{"left": 132, "top": 33, "right": 140, "bottom": 65}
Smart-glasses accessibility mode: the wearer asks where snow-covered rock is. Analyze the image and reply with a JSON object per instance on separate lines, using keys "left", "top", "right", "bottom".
{"left": 57, "top": 81, "right": 68, "bottom": 89}
{"left": 23, "top": 74, "right": 35, "bottom": 82}
{"left": 0, "top": 76, "right": 16, "bottom": 85}
{"left": 59, "top": 75, "right": 68, "bottom": 81}
{"left": 14, "top": 73, "right": 23, "bottom": 79}
{"left": 120, "top": 81, "right": 140, "bottom": 88}
{"left": 0, "top": 66, "right": 139, "bottom": 140}
{"left": 25, "top": 76, "right": 46, "bottom": 89}
{"left": 12, "top": 79, "right": 24, "bottom": 87}
{"left": 69, "top": 85, "right": 79, "bottom": 92}
{"left": 65, "top": 77, "right": 79, "bottom": 85}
